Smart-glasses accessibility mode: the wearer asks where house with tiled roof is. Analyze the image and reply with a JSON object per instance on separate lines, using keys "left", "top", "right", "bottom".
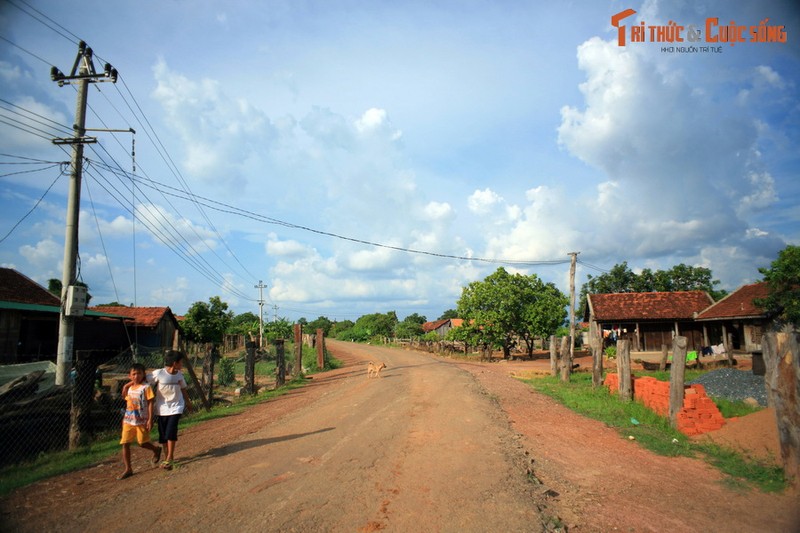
{"left": 585, "top": 291, "right": 715, "bottom": 351}
{"left": 91, "top": 305, "right": 181, "bottom": 351}
{"left": 695, "top": 282, "right": 770, "bottom": 353}
{"left": 421, "top": 318, "right": 463, "bottom": 338}
{"left": 0, "top": 268, "right": 128, "bottom": 363}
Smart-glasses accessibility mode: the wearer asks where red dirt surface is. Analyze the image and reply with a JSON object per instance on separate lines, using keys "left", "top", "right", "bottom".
{"left": 0, "top": 343, "right": 797, "bottom": 532}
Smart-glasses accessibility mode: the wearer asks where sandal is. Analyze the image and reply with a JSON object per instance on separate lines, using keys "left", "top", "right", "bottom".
{"left": 160, "top": 461, "right": 173, "bottom": 470}
{"left": 152, "top": 447, "right": 162, "bottom": 464}
{"left": 116, "top": 471, "right": 133, "bottom": 480}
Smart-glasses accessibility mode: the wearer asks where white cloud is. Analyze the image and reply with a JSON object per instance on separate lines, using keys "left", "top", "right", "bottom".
{"left": 467, "top": 188, "right": 502, "bottom": 215}
{"left": 151, "top": 60, "right": 278, "bottom": 186}
{"left": 19, "top": 239, "right": 61, "bottom": 271}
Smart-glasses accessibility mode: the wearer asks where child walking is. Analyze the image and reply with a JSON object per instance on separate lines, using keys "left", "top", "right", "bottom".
{"left": 118, "top": 363, "right": 161, "bottom": 480}
{"left": 149, "top": 350, "right": 193, "bottom": 470}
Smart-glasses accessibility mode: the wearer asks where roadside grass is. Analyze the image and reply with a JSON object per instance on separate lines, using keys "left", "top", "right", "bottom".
{"left": 0, "top": 350, "right": 341, "bottom": 497}
{"left": 523, "top": 372, "right": 786, "bottom": 493}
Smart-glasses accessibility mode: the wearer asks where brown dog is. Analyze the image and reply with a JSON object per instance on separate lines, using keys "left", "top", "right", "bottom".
{"left": 367, "top": 361, "right": 386, "bottom": 378}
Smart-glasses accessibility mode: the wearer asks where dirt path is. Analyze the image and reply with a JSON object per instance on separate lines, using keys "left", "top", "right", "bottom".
{"left": 1, "top": 341, "right": 798, "bottom": 532}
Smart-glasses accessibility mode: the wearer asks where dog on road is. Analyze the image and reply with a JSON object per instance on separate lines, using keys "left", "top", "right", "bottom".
{"left": 367, "top": 361, "right": 386, "bottom": 378}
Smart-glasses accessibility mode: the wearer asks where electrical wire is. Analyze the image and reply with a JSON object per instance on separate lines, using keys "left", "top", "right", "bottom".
{"left": 0, "top": 165, "right": 66, "bottom": 244}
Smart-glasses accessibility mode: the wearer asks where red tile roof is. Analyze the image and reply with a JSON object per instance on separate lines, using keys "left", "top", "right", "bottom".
{"left": 696, "top": 282, "right": 768, "bottom": 320}
{"left": 91, "top": 306, "right": 175, "bottom": 328}
{"left": 588, "top": 291, "right": 714, "bottom": 321}
{"left": 422, "top": 319, "right": 449, "bottom": 332}
{"left": 0, "top": 268, "right": 60, "bottom": 306}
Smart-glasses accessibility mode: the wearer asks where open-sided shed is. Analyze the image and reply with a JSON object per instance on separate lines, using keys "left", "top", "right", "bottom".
{"left": 585, "top": 291, "right": 715, "bottom": 352}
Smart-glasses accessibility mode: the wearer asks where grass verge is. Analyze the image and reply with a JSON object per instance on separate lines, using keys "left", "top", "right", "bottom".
{"left": 0, "top": 352, "right": 341, "bottom": 497}
{"left": 523, "top": 372, "right": 785, "bottom": 493}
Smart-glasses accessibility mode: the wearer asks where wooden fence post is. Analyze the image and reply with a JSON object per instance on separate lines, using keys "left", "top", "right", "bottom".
{"left": 69, "top": 351, "right": 97, "bottom": 449}
{"left": 244, "top": 337, "right": 256, "bottom": 394}
{"left": 559, "top": 336, "right": 571, "bottom": 382}
{"left": 763, "top": 331, "right": 800, "bottom": 484}
{"left": 316, "top": 328, "right": 324, "bottom": 369}
{"left": 659, "top": 344, "right": 669, "bottom": 371}
{"left": 668, "top": 336, "right": 688, "bottom": 427}
{"left": 275, "top": 339, "right": 285, "bottom": 387}
{"left": 592, "top": 335, "right": 603, "bottom": 388}
{"left": 549, "top": 335, "right": 558, "bottom": 377}
{"left": 616, "top": 340, "right": 632, "bottom": 400}
{"left": 182, "top": 357, "right": 211, "bottom": 412}
{"left": 293, "top": 323, "right": 303, "bottom": 376}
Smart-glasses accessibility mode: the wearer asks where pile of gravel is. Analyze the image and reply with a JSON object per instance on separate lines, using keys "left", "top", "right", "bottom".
{"left": 688, "top": 368, "right": 768, "bottom": 406}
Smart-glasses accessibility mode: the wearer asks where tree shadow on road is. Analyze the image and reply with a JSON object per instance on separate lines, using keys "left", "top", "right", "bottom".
{"left": 182, "top": 427, "right": 335, "bottom": 464}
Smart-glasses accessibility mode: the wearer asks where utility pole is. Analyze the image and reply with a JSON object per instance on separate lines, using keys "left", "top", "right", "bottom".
{"left": 255, "top": 280, "right": 266, "bottom": 348}
{"left": 272, "top": 304, "right": 279, "bottom": 323}
{"left": 568, "top": 251, "right": 580, "bottom": 366}
{"left": 51, "top": 42, "right": 117, "bottom": 385}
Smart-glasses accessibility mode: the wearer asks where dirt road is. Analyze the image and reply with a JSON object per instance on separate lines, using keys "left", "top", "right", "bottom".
{"left": 1, "top": 340, "right": 798, "bottom": 532}
{"left": 0, "top": 341, "right": 550, "bottom": 532}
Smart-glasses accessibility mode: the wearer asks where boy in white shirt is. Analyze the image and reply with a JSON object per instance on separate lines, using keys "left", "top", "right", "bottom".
{"left": 148, "top": 350, "right": 193, "bottom": 470}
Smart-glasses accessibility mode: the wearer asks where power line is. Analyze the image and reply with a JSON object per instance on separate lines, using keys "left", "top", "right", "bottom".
{"left": 0, "top": 165, "right": 65, "bottom": 244}
{"left": 92, "top": 162, "right": 572, "bottom": 268}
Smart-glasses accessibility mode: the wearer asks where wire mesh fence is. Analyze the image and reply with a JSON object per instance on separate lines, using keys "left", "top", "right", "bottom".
{"left": 0, "top": 340, "right": 327, "bottom": 469}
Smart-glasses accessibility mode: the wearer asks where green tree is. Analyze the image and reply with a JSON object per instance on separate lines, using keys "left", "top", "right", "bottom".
{"left": 330, "top": 320, "right": 354, "bottom": 338}
{"left": 307, "top": 316, "right": 334, "bottom": 336}
{"left": 264, "top": 317, "right": 293, "bottom": 342}
{"left": 395, "top": 313, "right": 427, "bottom": 339}
{"left": 516, "top": 277, "right": 569, "bottom": 357}
{"left": 580, "top": 261, "right": 726, "bottom": 312}
{"left": 354, "top": 311, "right": 398, "bottom": 339}
{"left": 229, "top": 311, "right": 259, "bottom": 336}
{"left": 756, "top": 245, "right": 800, "bottom": 327}
{"left": 182, "top": 296, "right": 233, "bottom": 347}
{"left": 438, "top": 309, "right": 459, "bottom": 320}
{"left": 457, "top": 267, "right": 567, "bottom": 359}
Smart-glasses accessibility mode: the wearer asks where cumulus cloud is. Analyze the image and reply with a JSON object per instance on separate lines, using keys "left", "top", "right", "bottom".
{"left": 555, "top": 33, "right": 782, "bottom": 266}
{"left": 467, "top": 188, "right": 502, "bottom": 215}
{"left": 152, "top": 60, "right": 278, "bottom": 187}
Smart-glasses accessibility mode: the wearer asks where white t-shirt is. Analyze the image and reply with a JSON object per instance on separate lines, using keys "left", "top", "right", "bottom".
{"left": 148, "top": 368, "right": 188, "bottom": 416}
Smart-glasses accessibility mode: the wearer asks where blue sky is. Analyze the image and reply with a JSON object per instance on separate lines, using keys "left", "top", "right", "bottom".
{"left": 1, "top": 0, "right": 798, "bottom": 322}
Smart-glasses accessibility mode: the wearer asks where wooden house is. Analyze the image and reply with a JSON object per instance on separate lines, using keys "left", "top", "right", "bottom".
{"left": 0, "top": 268, "right": 127, "bottom": 363}
{"left": 585, "top": 291, "right": 715, "bottom": 352}
{"left": 90, "top": 305, "right": 181, "bottom": 352}
{"left": 694, "top": 282, "right": 769, "bottom": 353}
{"left": 421, "top": 318, "right": 463, "bottom": 338}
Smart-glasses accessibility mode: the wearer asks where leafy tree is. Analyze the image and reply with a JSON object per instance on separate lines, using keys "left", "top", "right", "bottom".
{"left": 395, "top": 313, "right": 426, "bottom": 339}
{"left": 307, "top": 316, "right": 334, "bottom": 336}
{"left": 330, "top": 320, "right": 354, "bottom": 338}
{"left": 264, "top": 317, "right": 293, "bottom": 342}
{"left": 182, "top": 296, "right": 233, "bottom": 347}
{"left": 438, "top": 309, "right": 459, "bottom": 320}
{"left": 756, "top": 245, "right": 800, "bottom": 327}
{"left": 229, "top": 311, "right": 259, "bottom": 336}
{"left": 457, "top": 267, "right": 567, "bottom": 359}
{"left": 516, "top": 277, "right": 569, "bottom": 357}
{"left": 354, "top": 312, "right": 398, "bottom": 339}
{"left": 580, "top": 261, "right": 726, "bottom": 312}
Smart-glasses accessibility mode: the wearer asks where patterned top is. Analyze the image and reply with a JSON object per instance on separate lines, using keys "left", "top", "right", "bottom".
{"left": 123, "top": 383, "right": 155, "bottom": 426}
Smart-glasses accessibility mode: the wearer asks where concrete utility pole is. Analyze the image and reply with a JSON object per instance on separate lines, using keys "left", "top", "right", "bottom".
{"left": 568, "top": 251, "right": 580, "bottom": 365}
{"left": 51, "top": 42, "right": 117, "bottom": 385}
{"left": 255, "top": 280, "right": 266, "bottom": 348}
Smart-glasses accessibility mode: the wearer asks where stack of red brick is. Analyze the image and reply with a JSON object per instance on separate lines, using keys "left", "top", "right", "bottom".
{"left": 603, "top": 374, "right": 725, "bottom": 436}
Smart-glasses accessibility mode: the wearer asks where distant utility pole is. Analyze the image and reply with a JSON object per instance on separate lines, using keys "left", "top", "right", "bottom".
{"left": 272, "top": 304, "right": 279, "bottom": 322}
{"left": 51, "top": 42, "right": 117, "bottom": 386}
{"left": 255, "top": 280, "right": 266, "bottom": 348}
{"left": 568, "top": 251, "right": 580, "bottom": 365}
